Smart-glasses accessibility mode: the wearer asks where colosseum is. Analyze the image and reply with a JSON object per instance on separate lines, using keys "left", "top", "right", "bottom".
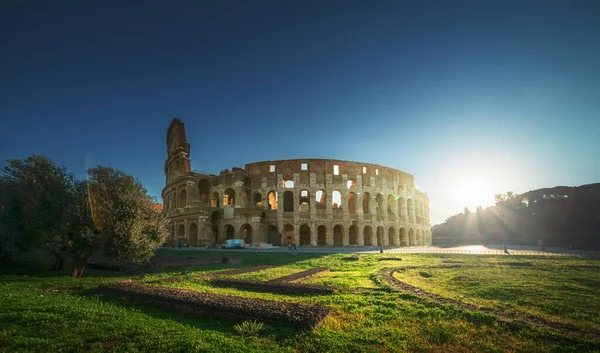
{"left": 163, "top": 118, "right": 432, "bottom": 248}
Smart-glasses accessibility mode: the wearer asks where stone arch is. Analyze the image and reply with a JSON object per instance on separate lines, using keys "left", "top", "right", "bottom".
{"left": 177, "top": 224, "right": 185, "bottom": 243}
{"left": 299, "top": 190, "right": 310, "bottom": 212}
{"left": 317, "top": 225, "right": 326, "bottom": 246}
{"left": 188, "top": 223, "right": 198, "bottom": 246}
{"left": 169, "top": 223, "right": 175, "bottom": 245}
{"left": 409, "top": 228, "right": 416, "bottom": 246}
{"left": 388, "top": 227, "right": 397, "bottom": 246}
{"left": 224, "top": 224, "right": 234, "bottom": 239}
{"left": 362, "top": 192, "right": 371, "bottom": 214}
{"left": 241, "top": 223, "right": 252, "bottom": 244}
{"left": 416, "top": 229, "right": 422, "bottom": 245}
{"left": 376, "top": 226, "right": 384, "bottom": 246}
{"left": 331, "top": 190, "right": 342, "bottom": 209}
{"left": 283, "top": 224, "right": 294, "bottom": 246}
{"left": 198, "top": 179, "right": 210, "bottom": 205}
{"left": 268, "top": 190, "right": 278, "bottom": 209}
{"left": 387, "top": 195, "right": 394, "bottom": 215}
{"left": 179, "top": 189, "right": 187, "bottom": 208}
{"left": 212, "top": 192, "right": 220, "bottom": 208}
{"left": 211, "top": 210, "right": 221, "bottom": 243}
{"left": 349, "top": 224, "right": 358, "bottom": 245}
{"left": 299, "top": 224, "right": 311, "bottom": 246}
{"left": 364, "top": 226, "right": 373, "bottom": 246}
{"left": 400, "top": 227, "right": 408, "bottom": 247}
{"left": 283, "top": 180, "right": 294, "bottom": 189}
{"left": 315, "top": 189, "right": 327, "bottom": 209}
{"left": 348, "top": 192, "right": 357, "bottom": 214}
{"left": 268, "top": 224, "right": 280, "bottom": 245}
{"left": 224, "top": 188, "right": 235, "bottom": 206}
{"left": 333, "top": 225, "right": 343, "bottom": 246}
{"left": 253, "top": 192, "right": 262, "bottom": 206}
{"left": 283, "top": 190, "right": 294, "bottom": 212}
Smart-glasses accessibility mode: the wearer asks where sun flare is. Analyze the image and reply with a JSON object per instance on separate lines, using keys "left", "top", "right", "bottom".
{"left": 453, "top": 177, "right": 495, "bottom": 211}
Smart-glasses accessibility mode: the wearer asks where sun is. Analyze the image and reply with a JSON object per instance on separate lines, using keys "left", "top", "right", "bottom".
{"left": 453, "top": 176, "right": 495, "bottom": 211}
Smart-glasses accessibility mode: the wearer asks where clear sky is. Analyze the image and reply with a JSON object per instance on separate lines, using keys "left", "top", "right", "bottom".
{"left": 1, "top": 0, "right": 599, "bottom": 224}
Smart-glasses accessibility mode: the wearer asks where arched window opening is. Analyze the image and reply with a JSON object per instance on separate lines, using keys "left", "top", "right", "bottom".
{"left": 268, "top": 225, "right": 280, "bottom": 246}
{"left": 333, "top": 225, "right": 343, "bottom": 246}
{"left": 211, "top": 211, "right": 221, "bottom": 243}
{"left": 179, "top": 189, "right": 187, "bottom": 208}
{"left": 241, "top": 224, "right": 252, "bottom": 244}
{"left": 282, "top": 180, "right": 295, "bottom": 189}
{"left": 348, "top": 192, "right": 357, "bottom": 214}
{"left": 364, "top": 226, "right": 372, "bottom": 246}
{"left": 253, "top": 192, "right": 262, "bottom": 206}
{"left": 188, "top": 223, "right": 198, "bottom": 247}
{"left": 347, "top": 180, "right": 356, "bottom": 190}
{"left": 283, "top": 224, "right": 294, "bottom": 246}
{"left": 225, "top": 225, "right": 234, "bottom": 239}
{"left": 349, "top": 225, "right": 358, "bottom": 245}
{"left": 317, "top": 226, "right": 326, "bottom": 246}
{"left": 362, "top": 192, "right": 371, "bottom": 214}
{"left": 331, "top": 190, "right": 342, "bottom": 209}
{"left": 177, "top": 224, "right": 185, "bottom": 240}
{"left": 398, "top": 198, "right": 405, "bottom": 218}
{"left": 299, "top": 224, "right": 311, "bottom": 246}
{"left": 268, "top": 191, "right": 278, "bottom": 210}
{"left": 388, "top": 227, "right": 396, "bottom": 246}
{"left": 283, "top": 190, "right": 294, "bottom": 212}
{"left": 315, "top": 190, "right": 326, "bottom": 210}
{"left": 198, "top": 179, "right": 210, "bottom": 205}
{"left": 387, "top": 195, "right": 394, "bottom": 215}
{"left": 409, "top": 228, "right": 416, "bottom": 246}
{"left": 223, "top": 188, "right": 235, "bottom": 206}
{"left": 211, "top": 192, "right": 220, "bottom": 208}
{"left": 299, "top": 190, "right": 310, "bottom": 212}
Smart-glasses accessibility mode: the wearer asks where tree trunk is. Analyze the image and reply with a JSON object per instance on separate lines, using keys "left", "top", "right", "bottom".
{"left": 57, "top": 257, "right": 64, "bottom": 271}
{"left": 71, "top": 257, "right": 87, "bottom": 279}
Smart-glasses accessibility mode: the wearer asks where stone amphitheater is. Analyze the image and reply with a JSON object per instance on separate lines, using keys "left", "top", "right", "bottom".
{"left": 163, "top": 118, "right": 431, "bottom": 247}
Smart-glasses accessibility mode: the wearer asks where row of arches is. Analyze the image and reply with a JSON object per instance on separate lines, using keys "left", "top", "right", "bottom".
{"left": 170, "top": 221, "right": 431, "bottom": 247}
{"left": 252, "top": 190, "right": 429, "bottom": 219}
{"left": 166, "top": 183, "right": 429, "bottom": 220}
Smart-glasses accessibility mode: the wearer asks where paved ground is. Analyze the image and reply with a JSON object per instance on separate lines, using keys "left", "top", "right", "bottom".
{"left": 166, "top": 244, "right": 600, "bottom": 257}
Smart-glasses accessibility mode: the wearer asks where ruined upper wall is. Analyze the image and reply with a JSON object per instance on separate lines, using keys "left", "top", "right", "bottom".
{"left": 245, "top": 159, "right": 415, "bottom": 190}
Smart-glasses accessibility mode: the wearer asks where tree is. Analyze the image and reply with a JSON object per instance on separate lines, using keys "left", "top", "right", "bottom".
{"left": 63, "top": 180, "right": 101, "bottom": 278}
{"left": 0, "top": 155, "right": 74, "bottom": 268}
{"left": 86, "top": 166, "right": 168, "bottom": 267}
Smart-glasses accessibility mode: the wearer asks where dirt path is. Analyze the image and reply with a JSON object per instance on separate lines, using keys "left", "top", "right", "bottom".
{"left": 377, "top": 266, "right": 600, "bottom": 341}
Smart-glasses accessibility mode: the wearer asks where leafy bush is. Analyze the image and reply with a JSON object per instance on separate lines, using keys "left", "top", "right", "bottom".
{"left": 234, "top": 320, "right": 264, "bottom": 337}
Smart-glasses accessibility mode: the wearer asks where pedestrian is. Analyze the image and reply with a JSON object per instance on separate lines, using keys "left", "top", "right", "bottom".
{"left": 257, "top": 243, "right": 261, "bottom": 251}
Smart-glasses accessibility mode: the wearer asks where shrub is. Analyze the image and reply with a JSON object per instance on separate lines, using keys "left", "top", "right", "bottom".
{"left": 234, "top": 320, "right": 264, "bottom": 337}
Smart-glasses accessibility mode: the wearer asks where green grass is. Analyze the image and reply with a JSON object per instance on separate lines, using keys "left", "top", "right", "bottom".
{"left": 1, "top": 251, "right": 599, "bottom": 352}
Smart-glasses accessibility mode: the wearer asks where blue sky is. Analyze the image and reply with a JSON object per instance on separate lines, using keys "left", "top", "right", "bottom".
{"left": 1, "top": 0, "right": 599, "bottom": 224}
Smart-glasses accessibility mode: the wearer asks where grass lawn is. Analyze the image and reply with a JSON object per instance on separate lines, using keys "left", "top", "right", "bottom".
{"left": 1, "top": 250, "right": 599, "bottom": 352}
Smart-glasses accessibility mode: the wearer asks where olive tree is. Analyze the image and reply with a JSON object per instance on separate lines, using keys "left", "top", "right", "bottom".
{"left": 86, "top": 166, "right": 168, "bottom": 268}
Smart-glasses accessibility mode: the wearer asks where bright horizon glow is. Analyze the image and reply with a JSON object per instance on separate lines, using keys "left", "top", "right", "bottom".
{"left": 453, "top": 176, "right": 496, "bottom": 212}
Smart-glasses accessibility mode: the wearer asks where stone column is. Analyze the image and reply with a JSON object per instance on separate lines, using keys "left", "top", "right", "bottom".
{"left": 342, "top": 225, "right": 349, "bottom": 246}
{"left": 326, "top": 224, "right": 333, "bottom": 246}
{"left": 184, "top": 219, "right": 188, "bottom": 243}
{"left": 310, "top": 222, "right": 317, "bottom": 247}
{"left": 357, "top": 224, "right": 365, "bottom": 246}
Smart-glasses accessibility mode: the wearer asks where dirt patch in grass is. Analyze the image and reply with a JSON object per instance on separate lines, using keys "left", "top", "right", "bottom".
{"left": 342, "top": 255, "right": 360, "bottom": 261}
{"left": 268, "top": 267, "right": 329, "bottom": 283}
{"left": 97, "top": 281, "right": 330, "bottom": 329}
{"left": 379, "top": 257, "right": 403, "bottom": 261}
{"left": 377, "top": 266, "right": 600, "bottom": 341}
{"left": 208, "top": 277, "right": 336, "bottom": 295}
{"left": 204, "top": 265, "right": 277, "bottom": 278}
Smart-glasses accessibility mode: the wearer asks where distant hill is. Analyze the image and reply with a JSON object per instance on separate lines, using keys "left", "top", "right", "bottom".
{"left": 433, "top": 183, "right": 600, "bottom": 249}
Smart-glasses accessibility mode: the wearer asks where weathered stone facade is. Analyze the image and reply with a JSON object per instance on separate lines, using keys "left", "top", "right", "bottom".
{"left": 162, "top": 118, "right": 432, "bottom": 247}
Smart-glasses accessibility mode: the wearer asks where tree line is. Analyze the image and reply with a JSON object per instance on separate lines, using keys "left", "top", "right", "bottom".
{"left": 0, "top": 155, "right": 169, "bottom": 277}
{"left": 433, "top": 184, "right": 600, "bottom": 249}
